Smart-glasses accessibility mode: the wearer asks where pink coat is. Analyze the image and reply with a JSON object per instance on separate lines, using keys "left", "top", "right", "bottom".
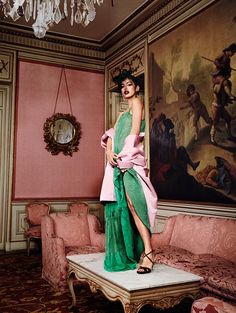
{"left": 100, "top": 128, "right": 158, "bottom": 228}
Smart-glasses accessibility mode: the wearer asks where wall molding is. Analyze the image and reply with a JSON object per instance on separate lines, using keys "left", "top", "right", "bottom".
{"left": 158, "top": 201, "right": 236, "bottom": 218}
{"left": 0, "top": 47, "right": 16, "bottom": 251}
{"left": 0, "top": 25, "right": 105, "bottom": 70}
{"left": 0, "top": 46, "right": 105, "bottom": 74}
{"left": 18, "top": 51, "right": 105, "bottom": 72}
{"left": 153, "top": 201, "right": 236, "bottom": 233}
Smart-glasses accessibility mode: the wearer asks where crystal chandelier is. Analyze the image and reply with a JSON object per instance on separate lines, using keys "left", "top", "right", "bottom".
{"left": 0, "top": 0, "right": 103, "bottom": 38}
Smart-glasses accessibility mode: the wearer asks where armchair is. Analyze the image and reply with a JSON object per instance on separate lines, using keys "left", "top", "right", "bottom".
{"left": 41, "top": 212, "right": 105, "bottom": 291}
{"left": 24, "top": 202, "right": 50, "bottom": 256}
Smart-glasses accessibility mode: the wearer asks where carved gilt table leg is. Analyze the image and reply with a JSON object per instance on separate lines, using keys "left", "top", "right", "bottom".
{"left": 67, "top": 270, "right": 77, "bottom": 309}
{"left": 124, "top": 302, "right": 140, "bottom": 313}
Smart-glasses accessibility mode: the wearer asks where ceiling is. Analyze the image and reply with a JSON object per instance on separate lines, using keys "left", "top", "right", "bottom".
{"left": 0, "top": 0, "right": 157, "bottom": 43}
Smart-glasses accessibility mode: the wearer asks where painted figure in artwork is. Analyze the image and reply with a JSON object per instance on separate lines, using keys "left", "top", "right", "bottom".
{"left": 213, "top": 43, "right": 236, "bottom": 79}
{"left": 180, "top": 84, "right": 212, "bottom": 141}
{"left": 150, "top": 114, "right": 200, "bottom": 187}
{"left": 195, "top": 156, "right": 236, "bottom": 195}
{"left": 100, "top": 70, "right": 157, "bottom": 274}
{"left": 210, "top": 43, "right": 236, "bottom": 144}
{"left": 210, "top": 73, "right": 236, "bottom": 144}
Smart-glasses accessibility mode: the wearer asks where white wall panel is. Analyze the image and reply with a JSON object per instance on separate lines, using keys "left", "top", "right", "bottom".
{"left": 0, "top": 86, "right": 10, "bottom": 250}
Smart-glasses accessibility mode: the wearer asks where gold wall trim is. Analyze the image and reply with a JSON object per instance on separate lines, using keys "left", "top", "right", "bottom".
{"left": 106, "top": 41, "right": 145, "bottom": 75}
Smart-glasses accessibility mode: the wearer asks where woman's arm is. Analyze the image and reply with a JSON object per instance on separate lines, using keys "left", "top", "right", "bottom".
{"left": 130, "top": 98, "right": 143, "bottom": 135}
{"left": 105, "top": 111, "right": 125, "bottom": 167}
{"left": 106, "top": 138, "right": 117, "bottom": 166}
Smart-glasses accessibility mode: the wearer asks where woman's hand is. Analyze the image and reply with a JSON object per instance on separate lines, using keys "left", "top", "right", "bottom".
{"left": 106, "top": 149, "right": 118, "bottom": 167}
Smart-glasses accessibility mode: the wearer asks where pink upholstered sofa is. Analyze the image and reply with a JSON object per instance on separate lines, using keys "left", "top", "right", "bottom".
{"left": 151, "top": 214, "right": 236, "bottom": 304}
{"left": 41, "top": 212, "right": 105, "bottom": 291}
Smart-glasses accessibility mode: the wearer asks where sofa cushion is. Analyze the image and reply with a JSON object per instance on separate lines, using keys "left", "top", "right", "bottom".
{"left": 190, "top": 254, "right": 236, "bottom": 301}
{"left": 206, "top": 264, "right": 236, "bottom": 300}
{"left": 51, "top": 213, "right": 91, "bottom": 247}
{"left": 170, "top": 215, "right": 215, "bottom": 255}
{"left": 24, "top": 225, "right": 41, "bottom": 237}
{"left": 153, "top": 245, "right": 196, "bottom": 271}
{"left": 154, "top": 246, "right": 236, "bottom": 302}
{"left": 191, "top": 297, "right": 236, "bottom": 313}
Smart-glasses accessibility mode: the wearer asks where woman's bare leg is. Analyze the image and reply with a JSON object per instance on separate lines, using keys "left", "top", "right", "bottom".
{"left": 126, "top": 193, "right": 153, "bottom": 270}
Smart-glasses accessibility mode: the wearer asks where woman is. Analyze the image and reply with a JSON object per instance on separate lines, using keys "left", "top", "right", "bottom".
{"left": 100, "top": 70, "right": 158, "bottom": 274}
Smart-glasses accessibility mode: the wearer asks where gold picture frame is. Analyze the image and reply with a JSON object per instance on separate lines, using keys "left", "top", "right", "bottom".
{"left": 43, "top": 113, "right": 82, "bottom": 156}
{"left": 148, "top": 0, "right": 236, "bottom": 207}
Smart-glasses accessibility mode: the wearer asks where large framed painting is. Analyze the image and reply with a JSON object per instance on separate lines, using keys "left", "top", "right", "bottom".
{"left": 149, "top": 0, "right": 236, "bottom": 206}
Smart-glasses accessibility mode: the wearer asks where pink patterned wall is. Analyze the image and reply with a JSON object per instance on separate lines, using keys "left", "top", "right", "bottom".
{"left": 13, "top": 60, "right": 105, "bottom": 199}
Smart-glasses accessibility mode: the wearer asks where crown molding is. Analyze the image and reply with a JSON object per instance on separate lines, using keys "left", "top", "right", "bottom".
{"left": 0, "top": 23, "right": 105, "bottom": 68}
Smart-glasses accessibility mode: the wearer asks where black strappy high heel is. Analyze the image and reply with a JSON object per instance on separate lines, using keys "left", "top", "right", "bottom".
{"left": 137, "top": 250, "right": 154, "bottom": 274}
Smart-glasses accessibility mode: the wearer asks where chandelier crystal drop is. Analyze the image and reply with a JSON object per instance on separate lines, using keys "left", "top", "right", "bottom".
{"left": 0, "top": 0, "right": 103, "bottom": 38}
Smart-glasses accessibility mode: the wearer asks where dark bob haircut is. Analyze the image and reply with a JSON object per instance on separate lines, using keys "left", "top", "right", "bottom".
{"left": 113, "top": 69, "right": 141, "bottom": 91}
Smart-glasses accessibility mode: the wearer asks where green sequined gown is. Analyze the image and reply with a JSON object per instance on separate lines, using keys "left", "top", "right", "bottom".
{"left": 104, "top": 111, "right": 150, "bottom": 271}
